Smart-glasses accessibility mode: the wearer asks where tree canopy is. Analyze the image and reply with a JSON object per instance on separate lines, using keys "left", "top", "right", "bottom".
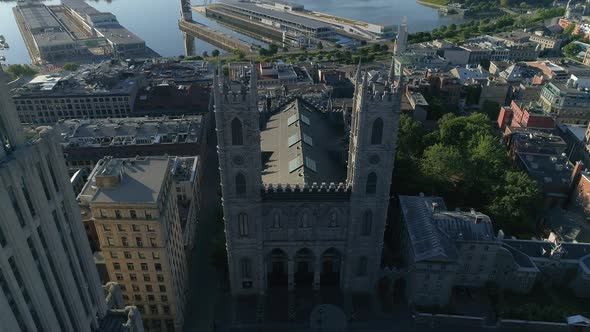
{"left": 393, "top": 113, "right": 542, "bottom": 235}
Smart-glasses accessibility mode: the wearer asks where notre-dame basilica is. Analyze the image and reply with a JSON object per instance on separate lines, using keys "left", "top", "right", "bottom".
{"left": 214, "top": 60, "right": 401, "bottom": 295}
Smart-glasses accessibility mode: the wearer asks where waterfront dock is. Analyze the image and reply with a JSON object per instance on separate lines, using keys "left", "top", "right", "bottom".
{"left": 178, "top": 19, "right": 255, "bottom": 54}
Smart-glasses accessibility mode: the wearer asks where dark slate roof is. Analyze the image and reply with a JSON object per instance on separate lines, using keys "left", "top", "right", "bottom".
{"left": 260, "top": 98, "right": 347, "bottom": 185}
{"left": 399, "top": 196, "right": 457, "bottom": 262}
{"left": 501, "top": 243, "right": 537, "bottom": 269}
{"left": 503, "top": 239, "right": 590, "bottom": 260}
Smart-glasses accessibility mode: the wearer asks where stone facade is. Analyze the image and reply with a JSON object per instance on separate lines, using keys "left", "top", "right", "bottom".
{"left": 215, "top": 62, "right": 401, "bottom": 295}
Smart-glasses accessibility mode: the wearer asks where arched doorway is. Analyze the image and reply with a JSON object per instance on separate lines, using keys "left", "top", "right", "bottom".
{"left": 294, "top": 248, "right": 314, "bottom": 288}
{"left": 267, "top": 249, "right": 288, "bottom": 288}
{"left": 321, "top": 248, "right": 341, "bottom": 287}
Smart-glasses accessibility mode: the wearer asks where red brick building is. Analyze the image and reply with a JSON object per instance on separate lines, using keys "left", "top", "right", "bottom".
{"left": 497, "top": 100, "right": 555, "bottom": 129}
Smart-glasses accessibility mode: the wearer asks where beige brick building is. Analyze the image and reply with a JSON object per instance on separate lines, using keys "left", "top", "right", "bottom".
{"left": 78, "top": 156, "right": 188, "bottom": 332}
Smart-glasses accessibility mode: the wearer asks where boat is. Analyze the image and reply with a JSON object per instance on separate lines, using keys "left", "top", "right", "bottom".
{"left": 0, "top": 56, "right": 5, "bottom": 61}
{"left": 2, "top": 43, "right": 9, "bottom": 49}
{"left": 0, "top": 35, "right": 4, "bottom": 43}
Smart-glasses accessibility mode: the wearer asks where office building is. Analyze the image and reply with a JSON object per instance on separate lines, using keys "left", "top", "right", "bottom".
{"left": 0, "top": 64, "right": 136, "bottom": 331}
{"left": 78, "top": 156, "right": 188, "bottom": 332}
{"left": 43, "top": 115, "right": 205, "bottom": 173}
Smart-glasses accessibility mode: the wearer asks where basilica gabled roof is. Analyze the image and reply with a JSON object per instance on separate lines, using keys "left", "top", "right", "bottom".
{"left": 260, "top": 98, "right": 347, "bottom": 186}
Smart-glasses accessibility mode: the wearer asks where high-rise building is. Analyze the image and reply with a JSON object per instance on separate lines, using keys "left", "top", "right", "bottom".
{"left": 0, "top": 66, "right": 109, "bottom": 330}
{"left": 78, "top": 156, "right": 188, "bottom": 332}
{"left": 214, "top": 61, "right": 401, "bottom": 295}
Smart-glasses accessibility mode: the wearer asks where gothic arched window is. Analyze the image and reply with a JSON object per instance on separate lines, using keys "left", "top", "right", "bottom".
{"left": 362, "top": 210, "right": 373, "bottom": 235}
{"left": 238, "top": 213, "right": 249, "bottom": 237}
{"left": 300, "top": 212, "right": 310, "bottom": 228}
{"left": 240, "top": 257, "right": 252, "bottom": 278}
{"left": 272, "top": 213, "right": 281, "bottom": 228}
{"left": 231, "top": 117, "right": 244, "bottom": 145}
{"left": 370, "top": 118, "right": 384, "bottom": 145}
{"left": 329, "top": 211, "right": 338, "bottom": 227}
{"left": 366, "top": 172, "right": 377, "bottom": 195}
{"left": 235, "top": 173, "right": 246, "bottom": 195}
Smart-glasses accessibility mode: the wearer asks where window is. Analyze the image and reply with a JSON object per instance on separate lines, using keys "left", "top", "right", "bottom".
{"left": 150, "top": 305, "right": 158, "bottom": 315}
{"left": 145, "top": 212, "right": 152, "bottom": 220}
{"left": 103, "top": 224, "right": 112, "bottom": 231}
{"left": 143, "top": 274, "right": 151, "bottom": 282}
{"left": 329, "top": 211, "right": 338, "bottom": 227}
{"left": 371, "top": 118, "right": 384, "bottom": 144}
{"left": 141, "top": 263, "right": 149, "bottom": 271}
{"left": 136, "top": 304, "right": 144, "bottom": 313}
{"left": 157, "top": 274, "right": 164, "bottom": 282}
{"left": 115, "top": 210, "right": 122, "bottom": 219}
{"left": 100, "top": 210, "right": 107, "bottom": 218}
{"left": 150, "top": 238, "right": 157, "bottom": 247}
{"left": 147, "top": 224, "right": 156, "bottom": 232}
{"left": 155, "top": 263, "right": 162, "bottom": 271}
{"left": 159, "top": 285, "right": 166, "bottom": 292}
{"left": 357, "top": 257, "right": 368, "bottom": 276}
{"left": 366, "top": 172, "right": 377, "bottom": 195}
{"left": 110, "top": 251, "right": 119, "bottom": 259}
{"left": 235, "top": 173, "right": 246, "bottom": 195}
{"left": 113, "top": 262, "right": 121, "bottom": 270}
{"left": 130, "top": 274, "right": 137, "bottom": 281}
{"left": 153, "top": 252, "right": 160, "bottom": 260}
{"left": 132, "top": 284, "right": 140, "bottom": 292}
{"left": 130, "top": 210, "right": 137, "bottom": 219}
{"left": 121, "top": 237, "right": 129, "bottom": 247}
{"left": 20, "top": 177, "right": 36, "bottom": 217}
{"left": 107, "top": 237, "right": 115, "bottom": 246}
{"left": 161, "top": 295, "right": 168, "bottom": 302}
{"left": 138, "top": 252, "right": 146, "bottom": 259}
{"left": 272, "top": 213, "right": 281, "bottom": 228}
{"left": 124, "top": 252, "right": 132, "bottom": 259}
{"left": 116, "top": 273, "right": 124, "bottom": 281}
{"left": 136, "top": 237, "right": 143, "bottom": 247}
{"left": 37, "top": 163, "right": 51, "bottom": 200}
{"left": 231, "top": 117, "right": 244, "bottom": 145}
{"left": 8, "top": 186, "right": 25, "bottom": 226}
{"left": 238, "top": 213, "right": 249, "bottom": 237}
{"left": 127, "top": 263, "right": 134, "bottom": 271}
{"left": 134, "top": 294, "right": 142, "bottom": 301}
{"left": 300, "top": 212, "right": 310, "bottom": 228}
{"left": 148, "top": 294, "right": 155, "bottom": 302}
{"left": 132, "top": 224, "right": 140, "bottom": 232}
{"left": 362, "top": 210, "right": 373, "bottom": 236}
{"left": 122, "top": 294, "right": 129, "bottom": 301}
{"left": 240, "top": 258, "right": 252, "bottom": 279}
{"left": 117, "top": 224, "right": 125, "bottom": 232}
{"left": 163, "top": 305, "right": 171, "bottom": 315}
{"left": 146, "top": 285, "right": 153, "bottom": 292}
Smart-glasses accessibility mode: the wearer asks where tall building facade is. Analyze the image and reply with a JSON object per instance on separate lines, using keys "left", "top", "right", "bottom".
{"left": 214, "top": 63, "right": 400, "bottom": 295}
{"left": 78, "top": 156, "right": 188, "bottom": 332}
{"left": 0, "top": 67, "right": 108, "bottom": 330}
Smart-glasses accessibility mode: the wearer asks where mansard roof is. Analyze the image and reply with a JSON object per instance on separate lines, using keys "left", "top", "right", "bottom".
{"left": 260, "top": 98, "right": 347, "bottom": 186}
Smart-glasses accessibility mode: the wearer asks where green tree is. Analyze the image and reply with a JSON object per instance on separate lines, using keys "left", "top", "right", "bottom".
{"left": 335, "top": 43, "right": 342, "bottom": 49}
{"left": 62, "top": 63, "right": 79, "bottom": 71}
{"left": 449, "top": 23, "right": 457, "bottom": 31}
{"left": 563, "top": 42, "right": 582, "bottom": 57}
{"left": 486, "top": 171, "right": 542, "bottom": 235}
{"left": 420, "top": 144, "right": 466, "bottom": 189}
{"left": 202, "top": 51, "right": 209, "bottom": 57}
{"left": 564, "top": 23, "right": 576, "bottom": 36}
{"left": 317, "top": 41, "right": 323, "bottom": 49}
{"left": 212, "top": 49, "right": 220, "bottom": 57}
{"left": 233, "top": 49, "right": 245, "bottom": 60}
{"left": 6, "top": 64, "right": 38, "bottom": 80}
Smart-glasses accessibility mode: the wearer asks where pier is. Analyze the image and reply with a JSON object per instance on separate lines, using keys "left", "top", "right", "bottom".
{"left": 178, "top": 19, "right": 255, "bottom": 54}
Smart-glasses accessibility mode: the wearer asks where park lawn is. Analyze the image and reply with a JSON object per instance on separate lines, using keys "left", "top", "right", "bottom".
{"left": 417, "top": 0, "right": 449, "bottom": 6}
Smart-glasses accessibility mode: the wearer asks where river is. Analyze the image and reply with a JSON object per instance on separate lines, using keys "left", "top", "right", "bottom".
{"left": 0, "top": 0, "right": 465, "bottom": 64}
